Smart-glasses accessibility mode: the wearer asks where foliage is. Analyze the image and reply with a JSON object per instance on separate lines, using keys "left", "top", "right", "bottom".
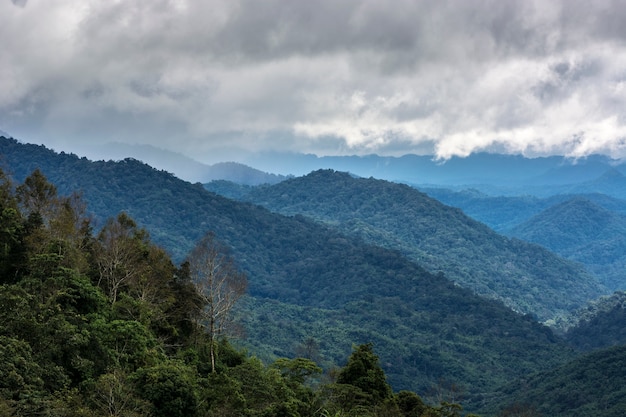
{"left": 334, "top": 343, "right": 393, "bottom": 407}
{"left": 509, "top": 197, "right": 626, "bottom": 290}
{"left": 477, "top": 345, "right": 626, "bottom": 417}
{"left": 562, "top": 291, "right": 626, "bottom": 350}
{"left": 0, "top": 165, "right": 480, "bottom": 416}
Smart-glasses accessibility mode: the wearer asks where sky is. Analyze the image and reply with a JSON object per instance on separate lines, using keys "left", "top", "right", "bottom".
{"left": 2, "top": 0, "right": 626, "bottom": 164}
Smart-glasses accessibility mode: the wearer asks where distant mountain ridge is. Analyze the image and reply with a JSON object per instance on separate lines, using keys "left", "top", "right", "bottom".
{"left": 240, "top": 151, "right": 626, "bottom": 190}
{"left": 20, "top": 136, "right": 626, "bottom": 195}
{"left": 74, "top": 141, "right": 286, "bottom": 185}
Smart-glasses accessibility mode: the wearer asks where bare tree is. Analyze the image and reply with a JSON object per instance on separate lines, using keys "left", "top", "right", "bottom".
{"left": 95, "top": 213, "right": 147, "bottom": 304}
{"left": 187, "top": 232, "right": 247, "bottom": 373}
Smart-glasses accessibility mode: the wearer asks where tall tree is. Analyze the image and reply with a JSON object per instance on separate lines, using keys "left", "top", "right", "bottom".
{"left": 335, "top": 343, "right": 393, "bottom": 407}
{"left": 94, "top": 213, "right": 148, "bottom": 304}
{"left": 186, "top": 232, "right": 247, "bottom": 373}
{"left": 15, "top": 168, "right": 57, "bottom": 223}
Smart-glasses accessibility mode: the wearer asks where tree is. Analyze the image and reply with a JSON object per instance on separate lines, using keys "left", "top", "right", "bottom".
{"left": 15, "top": 168, "right": 57, "bottom": 222}
{"left": 335, "top": 343, "right": 393, "bottom": 407}
{"left": 95, "top": 213, "right": 148, "bottom": 304}
{"left": 186, "top": 232, "right": 247, "bottom": 373}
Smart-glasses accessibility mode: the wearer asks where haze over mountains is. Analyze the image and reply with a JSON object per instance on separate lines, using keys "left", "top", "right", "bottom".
{"left": 70, "top": 140, "right": 626, "bottom": 194}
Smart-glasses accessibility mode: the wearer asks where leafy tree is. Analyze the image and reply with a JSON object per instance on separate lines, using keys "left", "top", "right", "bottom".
{"left": 395, "top": 390, "right": 427, "bottom": 417}
{"left": 15, "top": 168, "right": 57, "bottom": 222}
{"left": 187, "top": 232, "right": 247, "bottom": 373}
{"left": 132, "top": 361, "right": 199, "bottom": 417}
{"left": 0, "top": 336, "right": 44, "bottom": 403}
{"left": 334, "top": 343, "right": 393, "bottom": 410}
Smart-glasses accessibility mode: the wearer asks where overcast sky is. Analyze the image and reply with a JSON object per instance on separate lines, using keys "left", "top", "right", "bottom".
{"left": 2, "top": 0, "right": 626, "bottom": 163}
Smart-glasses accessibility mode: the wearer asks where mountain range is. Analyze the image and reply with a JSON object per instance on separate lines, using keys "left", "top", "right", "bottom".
{"left": 0, "top": 136, "right": 581, "bottom": 405}
{"left": 4, "top": 135, "right": 626, "bottom": 414}
{"left": 72, "top": 140, "right": 626, "bottom": 195}
{"left": 207, "top": 170, "right": 604, "bottom": 321}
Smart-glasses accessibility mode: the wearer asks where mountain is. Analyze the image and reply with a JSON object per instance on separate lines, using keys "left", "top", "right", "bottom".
{"left": 74, "top": 141, "right": 214, "bottom": 183}
{"left": 566, "top": 168, "right": 626, "bottom": 199}
{"left": 240, "top": 151, "right": 626, "bottom": 190}
{"left": 73, "top": 140, "right": 626, "bottom": 194}
{"left": 0, "top": 136, "right": 576, "bottom": 402}
{"left": 476, "top": 345, "right": 626, "bottom": 417}
{"left": 205, "top": 162, "right": 287, "bottom": 185}
{"left": 421, "top": 187, "right": 626, "bottom": 233}
{"left": 418, "top": 188, "right": 551, "bottom": 232}
{"left": 74, "top": 141, "right": 287, "bottom": 185}
{"left": 215, "top": 170, "right": 605, "bottom": 321}
{"left": 509, "top": 197, "right": 626, "bottom": 290}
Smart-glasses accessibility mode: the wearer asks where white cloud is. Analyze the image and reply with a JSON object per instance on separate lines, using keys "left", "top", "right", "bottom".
{"left": 1, "top": 0, "right": 626, "bottom": 161}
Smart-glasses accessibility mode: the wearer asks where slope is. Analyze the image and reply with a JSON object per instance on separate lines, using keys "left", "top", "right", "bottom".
{"left": 233, "top": 170, "right": 604, "bottom": 321}
{"left": 420, "top": 187, "right": 626, "bottom": 233}
{"left": 564, "top": 291, "right": 626, "bottom": 351}
{"left": 510, "top": 197, "right": 626, "bottom": 290}
{"left": 0, "top": 136, "right": 575, "bottom": 401}
{"left": 476, "top": 345, "right": 626, "bottom": 417}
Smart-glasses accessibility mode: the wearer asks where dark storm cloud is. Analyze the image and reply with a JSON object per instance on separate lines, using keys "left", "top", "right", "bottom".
{"left": 1, "top": 0, "right": 626, "bottom": 161}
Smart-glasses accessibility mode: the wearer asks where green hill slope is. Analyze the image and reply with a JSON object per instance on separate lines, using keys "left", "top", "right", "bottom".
{"left": 563, "top": 291, "right": 626, "bottom": 351}
{"left": 228, "top": 170, "right": 604, "bottom": 321}
{"left": 510, "top": 197, "right": 626, "bottom": 290}
{"left": 476, "top": 345, "right": 626, "bottom": 417}
{"left": 0, "top": 136, "right": 576, "bottom": 402}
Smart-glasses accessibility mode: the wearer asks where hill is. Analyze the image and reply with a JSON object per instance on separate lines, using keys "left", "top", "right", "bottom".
{"left": 0, "top": 136, "right": 576, "bottom": 402}
{"left": 420, "top": 187, "right": 626, "bottom": 233}
{"left": 509, "top": 197, "right": 626, "bottom": 290}
{"left": 205, "top": 162, "right": 287, "bottom": 185}
{"left": 476, "top": 345, "right": 626, "bottom": 417}
{"left": 74, "top": 141, "right": 287, "bottom": 185}
{"left": 562, "top": 291, "right": 626, "bottom": 351}
{"left": 221, "top": 170, "right": 605, "bottom": 321}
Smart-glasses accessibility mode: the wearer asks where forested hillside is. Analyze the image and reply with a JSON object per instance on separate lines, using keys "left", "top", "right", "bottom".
{"left": 420, "top": 187, "right": 626, "bottom": 233}
{"left": 0, "top": 136, "right": 578, "bottom": 404}
{"left": 0, "top": 168, "right": 466, "bottom": 416}
{"left": 509, "top": 198, "right": 626, "bottom": 290}
{"left": 563, "top": 291, "right": 626, "bottom": 351}
{"left": 217, "top": 169, "right": 604, "bottom": 321}
{"left": 476, "top": 345, "right": 626, "bottom": 417}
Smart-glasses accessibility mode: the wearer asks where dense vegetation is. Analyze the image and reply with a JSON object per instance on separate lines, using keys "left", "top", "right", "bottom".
{"left": 8, "top": 137, "right": 626, "bottom": 415}
{"left": 509, "top": 197, "right": 626, "bottom": 290}
{"left": 476, "top": 345, "right": 626, "bottom": 417}
{"left": 0, "top": 168, "right": 472, "bottom": 416}
{"left": 213, "top": 169, "right": 604, "bottom": 320}
{"left": 562, "top": 291, "right": 626, "bottom": 350}
{"left": 0, "top": 137, "right": 582, "bottom": 405}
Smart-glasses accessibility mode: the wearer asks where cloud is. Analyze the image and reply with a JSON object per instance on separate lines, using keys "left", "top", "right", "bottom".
{"left": 1, "top": 0, "right": 626, "bottom": 162}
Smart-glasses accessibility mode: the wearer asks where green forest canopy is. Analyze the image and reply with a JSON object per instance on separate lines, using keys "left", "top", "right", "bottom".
{"left": 0, "top": 168, "right": 474, "bottom": 417}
